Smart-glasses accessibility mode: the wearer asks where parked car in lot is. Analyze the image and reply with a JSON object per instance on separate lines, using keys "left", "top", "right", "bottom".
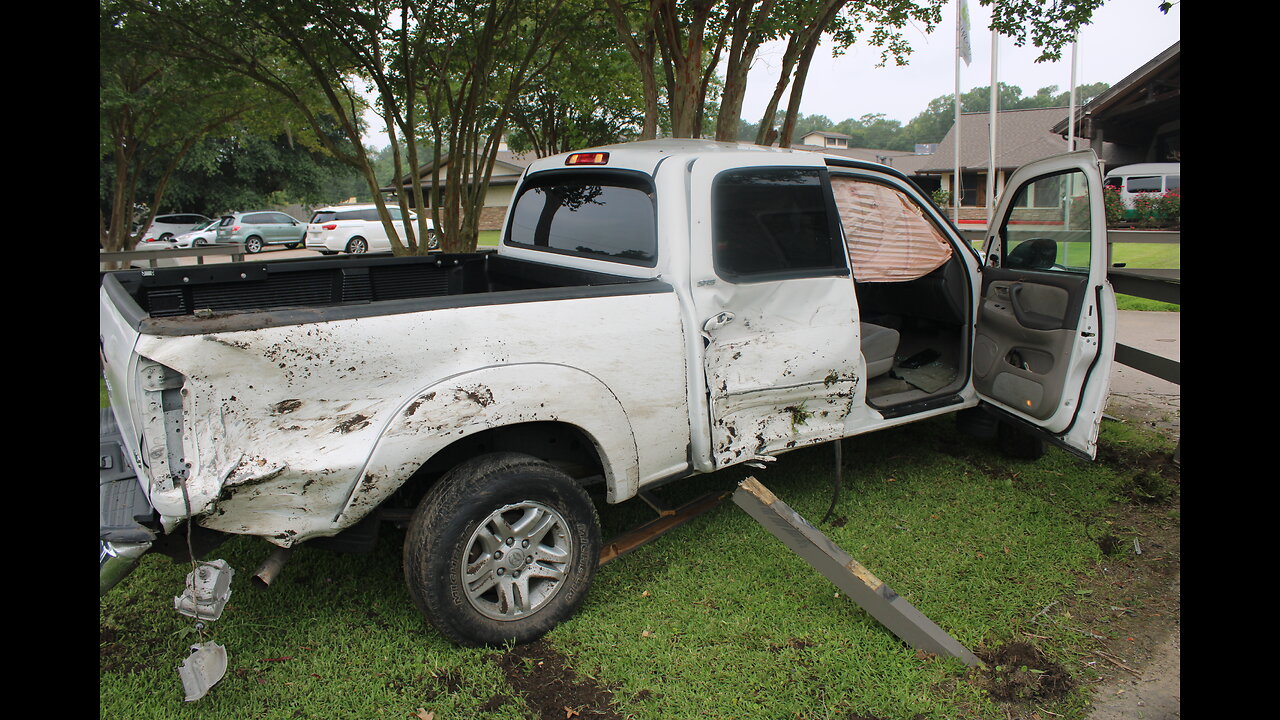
{"left": 173, "top": 219, "right": 222, "bottom": 248}
{"left": 137, "top": 213, "right": 212, "bottom": 243}
{"left": 215, "top": 211, "right": 307, "bottom": 253}
{"left": 305, "top": 204, "right": 438, "bottom": 254}
{"left": 133, "top": 235, "right": 178, "bottom": 251}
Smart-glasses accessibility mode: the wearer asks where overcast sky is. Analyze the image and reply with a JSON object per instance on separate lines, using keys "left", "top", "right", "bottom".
{"left": 363, "top": 0, "right": 1180, "bottom": 147}
{"left": 741, "top": 0, "right": 1180, "bottom": 125}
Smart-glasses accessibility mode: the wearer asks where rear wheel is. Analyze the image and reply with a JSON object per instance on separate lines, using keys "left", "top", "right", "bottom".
{"left": 244, "top": 236, "right": 263, "bottom": 254}
{"left": 403, "top": 453, "right": 600, "bottom": 647}
{"left": 347, "top": 237, "right": 368, "bottom": 254}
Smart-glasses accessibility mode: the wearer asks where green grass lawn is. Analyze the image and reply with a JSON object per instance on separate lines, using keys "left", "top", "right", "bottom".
{"left": 100, "top": 407, "right": 1178, "bottom": 719}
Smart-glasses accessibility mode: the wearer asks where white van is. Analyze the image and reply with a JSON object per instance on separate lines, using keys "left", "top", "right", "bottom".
{"left": 1102, "top": 163, "right": 1180, "bottom": 217}
{"left": 306, "top": 204, "right": 438, "bottom": 254}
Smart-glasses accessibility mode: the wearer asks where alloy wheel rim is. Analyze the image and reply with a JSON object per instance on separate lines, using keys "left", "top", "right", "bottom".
{"left": 460, "top": 501, "right": 574, "bottom": 621}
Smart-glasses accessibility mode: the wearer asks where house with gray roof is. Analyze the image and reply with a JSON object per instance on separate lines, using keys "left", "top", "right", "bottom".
{"left": 870, "top": 106, "right": 1086, "bottom": 221}
{"left": 381, "top": 148, "right": 534, "bottom": 230}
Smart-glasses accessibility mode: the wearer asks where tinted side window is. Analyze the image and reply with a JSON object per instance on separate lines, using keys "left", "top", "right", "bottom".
{"left": 1165, "top": 175, "right": 1179, "bottom": 192}
{"left": 273, "top": 213, "right": 296, "bottom": 224}
{"left": 1001, "top": 169, "right": 1092, "bottom": 275}
{"left": 506, "top": 172, "right": 657, "bottom": 266}
{"left": 712, "top": 168, "right": 842, "bottom": 279}
{"left": 242, "top": 213, "right": 266, "bottom": 224}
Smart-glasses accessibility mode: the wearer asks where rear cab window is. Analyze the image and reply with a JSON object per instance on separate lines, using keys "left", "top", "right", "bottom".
{"left": 505, "top": 171, "right": 657, "bottom": 267}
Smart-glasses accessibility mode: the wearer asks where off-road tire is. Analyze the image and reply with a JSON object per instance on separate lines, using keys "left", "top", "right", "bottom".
{"left": 403, "top": 452, "right": 600, "bottom": 647}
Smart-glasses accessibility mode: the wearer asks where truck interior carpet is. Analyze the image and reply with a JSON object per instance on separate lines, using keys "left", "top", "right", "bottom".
{"left": 891, "top": 360, "right": 957, "bottom": 394}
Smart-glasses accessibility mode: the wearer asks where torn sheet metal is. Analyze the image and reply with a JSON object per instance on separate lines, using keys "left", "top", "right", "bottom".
{"left": 178, "top": 642, "right": 228, "bottom": 701}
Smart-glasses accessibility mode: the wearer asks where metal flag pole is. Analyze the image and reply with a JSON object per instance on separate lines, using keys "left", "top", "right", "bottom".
{"left": 986, "top": 27, "right": 998, "bottom": 228}
{"left": 1068, "top": 39, "right": 1079, "bottom": 151}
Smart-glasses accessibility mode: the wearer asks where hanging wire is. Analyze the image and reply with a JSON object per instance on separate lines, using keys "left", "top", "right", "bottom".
{"left": 178, "top": 476, "right": 206, "bottom": 639}
{"left": 821, "top": 440, "right": 842, "bottom": 524}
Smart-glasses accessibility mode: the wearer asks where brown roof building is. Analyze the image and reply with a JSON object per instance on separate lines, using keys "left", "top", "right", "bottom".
{"left": 1050, "top": 41, "right": 1179, "bottom": 167}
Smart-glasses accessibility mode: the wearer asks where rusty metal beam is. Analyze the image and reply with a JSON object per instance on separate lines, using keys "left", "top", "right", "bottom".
{"left": 732, "top": 477, "right": 981, "bottom": 666}
{"left": 598, "top": 490, "right": 731, "bottom": 566}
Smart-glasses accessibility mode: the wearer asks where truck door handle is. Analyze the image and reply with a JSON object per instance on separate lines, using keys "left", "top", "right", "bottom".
{"left": 702, "top": 312, "right": 736, "bottom": 333}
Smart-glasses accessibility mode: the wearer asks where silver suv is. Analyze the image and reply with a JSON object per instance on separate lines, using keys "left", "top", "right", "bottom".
{"left": 215, "top": 211, "right": 306, "bottom": 253}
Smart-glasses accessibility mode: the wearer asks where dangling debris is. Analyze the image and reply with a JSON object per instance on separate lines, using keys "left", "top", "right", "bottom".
{"left": 178, "top": 641, "right": 228, "bottom": 701}
{"left": 174, "top": 559, "right": 235, "bottom": 621}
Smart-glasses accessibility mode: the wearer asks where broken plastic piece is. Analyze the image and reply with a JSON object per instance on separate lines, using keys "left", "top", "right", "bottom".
{"left": 174, "top": 559, "right": 235, "bottom": 621}
{"left": 178, "top": 641, "right": 228, "bottom": 701}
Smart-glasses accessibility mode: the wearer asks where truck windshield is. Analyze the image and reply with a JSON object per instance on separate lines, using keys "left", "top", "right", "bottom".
{"left": 505, "top": 172, "right": 657, "bottom": 266}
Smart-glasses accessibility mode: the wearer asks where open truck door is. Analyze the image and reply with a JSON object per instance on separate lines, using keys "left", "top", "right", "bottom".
{"left": 974, "top": 150, "right": 1117, "bottom": 459}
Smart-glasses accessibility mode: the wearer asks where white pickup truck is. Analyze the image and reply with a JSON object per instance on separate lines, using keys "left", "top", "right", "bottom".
{"left": 100, "top": 139, "right": 1116, "bottom": 647}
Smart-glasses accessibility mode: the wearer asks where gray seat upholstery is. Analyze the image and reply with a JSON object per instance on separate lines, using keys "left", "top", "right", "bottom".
{"left": 860, "top": 322, "right": 900, "bottom": 379}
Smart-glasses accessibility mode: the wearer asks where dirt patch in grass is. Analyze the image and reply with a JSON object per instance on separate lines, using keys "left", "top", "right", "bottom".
{"left": 100, "top": 626, "right": 146, "bottom": 675}
{"left": 494, "top": 638, "right": 626, "bottom": 719}
{"left": 974, "top": 641, "right": 1076, "bottom": 703}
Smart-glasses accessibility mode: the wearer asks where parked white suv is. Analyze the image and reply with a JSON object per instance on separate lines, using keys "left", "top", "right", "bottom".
{"left": 306, "top": 204, "right": 439, "bottom": 254}
{"left": 135, "top": 213, "right": 212, "bottom": 245}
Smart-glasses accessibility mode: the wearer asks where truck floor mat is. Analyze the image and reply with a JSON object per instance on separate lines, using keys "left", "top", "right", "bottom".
{"left": 891, "top": 360, "right": 956, "bottom": 393}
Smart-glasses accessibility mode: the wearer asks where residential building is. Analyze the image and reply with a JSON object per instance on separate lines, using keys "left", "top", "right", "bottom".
{"left": 381, "top": 149, "right": 534, "bottom": 231}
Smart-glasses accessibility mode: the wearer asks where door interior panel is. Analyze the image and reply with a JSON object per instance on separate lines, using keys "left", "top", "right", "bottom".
{"left": 974, "top": 270, "right": 1088, "bottom": 420}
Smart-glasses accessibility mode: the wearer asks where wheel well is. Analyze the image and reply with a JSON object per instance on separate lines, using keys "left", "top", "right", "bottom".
{"left": 386, "top": 421, "right": 607, "bottom": 509}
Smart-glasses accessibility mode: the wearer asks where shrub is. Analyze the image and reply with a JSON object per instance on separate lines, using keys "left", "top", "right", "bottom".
{"left": 1133, "top": 190, "right": 1181, "bottom": 227}
{"left": 931, "top": 188, "right": 952, "bottom": 208}
{"left": 1103, "top": 185, "right": 1124, "bottom": 225}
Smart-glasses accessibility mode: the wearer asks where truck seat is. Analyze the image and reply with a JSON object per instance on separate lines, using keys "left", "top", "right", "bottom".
{"left": 861, "top": 322, "right": 900, "bottom": 378}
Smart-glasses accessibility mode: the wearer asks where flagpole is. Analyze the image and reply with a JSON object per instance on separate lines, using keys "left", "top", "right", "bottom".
{"left": 986, "top": 28, "right": 998, "bottom": 227}
{"left": 1068, "top": 39, "right": 1079, "bottom": 151}
{"left": 953, "top": 1, "right": 963, "bottom": 223}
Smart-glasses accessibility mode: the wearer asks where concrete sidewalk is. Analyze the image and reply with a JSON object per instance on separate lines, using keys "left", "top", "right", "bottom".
{"left": 1106, "top": 310, "right": 1180, "bottom": 438}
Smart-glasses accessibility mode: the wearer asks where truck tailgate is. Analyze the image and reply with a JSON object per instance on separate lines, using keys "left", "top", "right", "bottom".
{"left": 99, "top": 280, "right": 144, "bottom": 489}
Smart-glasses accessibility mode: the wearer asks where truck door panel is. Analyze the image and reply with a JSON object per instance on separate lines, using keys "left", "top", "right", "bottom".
{"left": 688, "top": 157, "right": 861, "bottom": 468}
{"left": 976, "top": 151, "right": 1117, "bottom": 457}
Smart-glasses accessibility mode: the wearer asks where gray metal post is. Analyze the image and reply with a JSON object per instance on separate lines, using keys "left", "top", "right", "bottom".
{"left": 733, "top": 477, "right": 981, "bottom": 666}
